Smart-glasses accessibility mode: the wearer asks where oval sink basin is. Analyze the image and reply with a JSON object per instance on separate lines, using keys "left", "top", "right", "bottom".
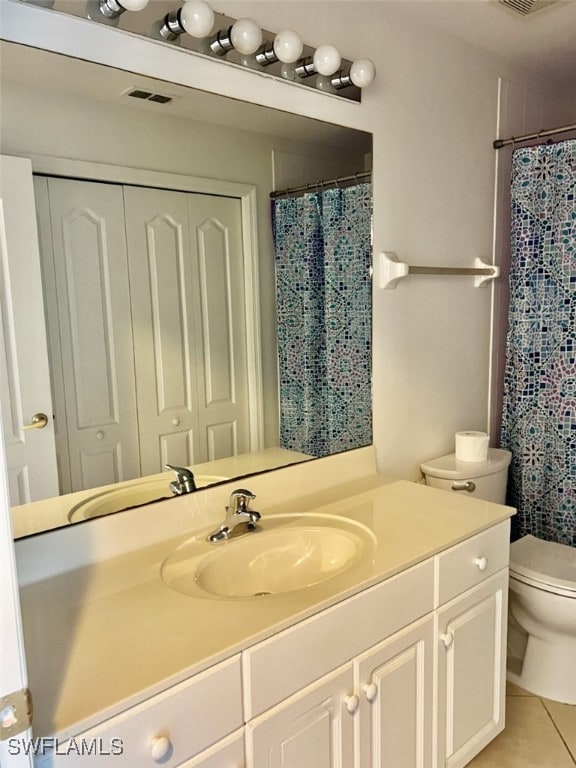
{"left": 68, "top": 475, "right": 228, "bottom": 522}
{"left": 161, "top": 514, "right": 375, "bottom": 599}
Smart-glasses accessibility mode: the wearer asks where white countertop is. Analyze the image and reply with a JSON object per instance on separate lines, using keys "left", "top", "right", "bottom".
{"left": 19, "top": 475, "right": 514, "bottom": 741}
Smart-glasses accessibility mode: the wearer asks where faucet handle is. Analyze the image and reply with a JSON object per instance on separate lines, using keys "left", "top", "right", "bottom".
{"left": 166, "top": 464, "right": 197, "bottom": 494}
{"left": 229, "top": 488, "right": 256, "bottom": 512}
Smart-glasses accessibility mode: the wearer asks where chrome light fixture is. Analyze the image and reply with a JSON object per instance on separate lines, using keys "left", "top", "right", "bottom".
{"left": 159, "top": 0, "right": 214, "bottom": 41}
{"left": 255, "top": 30, "right": 304, "bottom": 66}
{"left": 210, "top": 17, "right": 263, "bottom": 56}
{"left": 24, "top": 0, "right": 376, "bottom": 102}
{"left": 295, "top": 44, "right": 342, "bottom": 78}
{"left": 99, "top": 0, "right": 149, "bottom": 20}
{"left": 331, "top": 58, "right": 376, "bottom": 90}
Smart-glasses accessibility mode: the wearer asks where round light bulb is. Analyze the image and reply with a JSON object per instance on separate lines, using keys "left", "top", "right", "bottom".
{"left": 350, "top": 58, "right": 376, "bottom": 88}
{"left": 273, "top": 30, "right": 304, "bottom": 64}
{"left": 118, "top": 0, "right": 149, "bottom": 11}
{"left": 312, "top": 44, "right": 341, "bottom": 76}
{"left": 180, "top": 0, "right": 214, "bottom": 37}
{"left": 230, "top": 18, "right": 263, "bottom": 55}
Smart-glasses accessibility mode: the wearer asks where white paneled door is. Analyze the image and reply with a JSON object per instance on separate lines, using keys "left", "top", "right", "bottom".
{"left": 0, "top": 156, "right": 59, "bottom": 505}
{"left": 124, "top": 185, "right": 250, "bottom": 474}
{"left": 36, "top": 177, "right": 141, "bottom": 495}
{"left": 35, "top": 177, "right": 252, "bottom": 489}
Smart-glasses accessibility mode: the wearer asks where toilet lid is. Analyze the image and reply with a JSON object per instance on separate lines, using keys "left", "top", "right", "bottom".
{"left": 509, "top": 535, "right": 576, "bottom": 594}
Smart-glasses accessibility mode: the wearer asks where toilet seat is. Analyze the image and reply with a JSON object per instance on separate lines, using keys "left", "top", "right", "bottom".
{"left": 510, "top": 535, "right": 576, "bottom": 597}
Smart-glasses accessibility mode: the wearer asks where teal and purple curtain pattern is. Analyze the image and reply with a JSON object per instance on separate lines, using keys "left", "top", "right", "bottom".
{"left": 272, "top": 183, "right": 372, "bottom": 458}
{"left": 501, "top": 140, "right": 576, "bottom": 546}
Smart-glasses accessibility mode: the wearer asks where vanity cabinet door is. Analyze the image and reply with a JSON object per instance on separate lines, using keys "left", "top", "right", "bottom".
{"left": 356, "top": 614, "right": 434, "bottom": 768}
{"left": 245, "top": 664, "right": 355, "bottom": 768}
{"left": 436, "top": 569, "right": 508, "bottom": 768}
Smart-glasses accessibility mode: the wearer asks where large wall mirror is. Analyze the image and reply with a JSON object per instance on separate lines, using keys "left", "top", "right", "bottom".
{"left": 0, "top": 40, "right": 372, "bottom": 539}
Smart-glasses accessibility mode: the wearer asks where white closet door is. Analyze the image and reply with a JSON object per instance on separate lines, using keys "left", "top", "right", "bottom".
{"left": 41, "top": 177, "right": 140, "bottom": 492}
{"left": 187, "top": 192, "right": 250, "bottom": 461}
{"left": 124, "top": 186, "right": 250, "bottom": 474}
{"left": 0, "top": 155, "right": 59, "bottom": 505}
{"left": 124, "top": 186, "right": 203, "bottom": 474}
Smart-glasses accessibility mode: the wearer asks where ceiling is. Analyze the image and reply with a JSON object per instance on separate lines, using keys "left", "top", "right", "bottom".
{"left": 0, "top": 42, "right": 370, "bottom": 152}
{"left": 391, "top": 0, "right": 576, "bottom": 98}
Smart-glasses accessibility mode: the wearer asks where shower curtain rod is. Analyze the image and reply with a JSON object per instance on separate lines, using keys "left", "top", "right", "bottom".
{"left": 270, "top": 170, "right": 371, "bottom": 199}
{"left": 493, "top": 122, "right": 576, "bottom": 149}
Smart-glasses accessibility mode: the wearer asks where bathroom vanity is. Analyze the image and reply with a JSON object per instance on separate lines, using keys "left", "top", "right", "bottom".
{"left": 14, "top": 449, "right": 514, "bottom": 768}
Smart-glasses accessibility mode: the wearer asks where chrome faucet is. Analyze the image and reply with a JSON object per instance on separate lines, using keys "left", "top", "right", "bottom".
{"left": 166, "top": 464, "right": 197, "bottom": 495}
{"left": 207, "top": 489, "right": 261, "bottom": 542}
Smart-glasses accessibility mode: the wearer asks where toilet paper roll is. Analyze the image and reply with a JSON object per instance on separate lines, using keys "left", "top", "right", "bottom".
{"left": 455, "top": 431, "right": 490, "bottom": 462}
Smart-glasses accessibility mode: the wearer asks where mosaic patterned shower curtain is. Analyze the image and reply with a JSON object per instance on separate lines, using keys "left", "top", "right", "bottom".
{"left": 272, "top": 183, "right": 372, "bottom": 458}
{"left": 501, "top": 139, "right": 576, "bottom": 546}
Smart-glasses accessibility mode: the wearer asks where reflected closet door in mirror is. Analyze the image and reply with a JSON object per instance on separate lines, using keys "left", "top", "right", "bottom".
{"left": 124, "top": 186, "right": 251, "bottom": 475}
{"left": 35, "top": 177, "right": 253, "bottom": 497}
{"left": 35, "top": 177, "right": 141, "bottom": 495}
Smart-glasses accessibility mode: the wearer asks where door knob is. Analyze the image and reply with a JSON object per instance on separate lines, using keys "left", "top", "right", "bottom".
{"left": 22, "top": 413, "right": 49, "bottom": 430}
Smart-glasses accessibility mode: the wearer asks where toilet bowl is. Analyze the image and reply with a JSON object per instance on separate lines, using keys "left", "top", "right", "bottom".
{"left": 421, "top": 448, "right": 576, "bottom": 703}
{"left": 507, "top": 535, "right": 576, "bottom": 704}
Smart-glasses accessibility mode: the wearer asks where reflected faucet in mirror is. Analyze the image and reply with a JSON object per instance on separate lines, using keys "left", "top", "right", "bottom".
{"left": 207, "top": 489, "right": 261, "bottom": 543}
{"left": 166, "top": 464, "right": 197, "bottom": 495}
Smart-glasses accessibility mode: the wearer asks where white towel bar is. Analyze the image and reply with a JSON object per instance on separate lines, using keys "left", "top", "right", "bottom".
{"left": 379, "top": 252, "right": 500, "bottom": 290}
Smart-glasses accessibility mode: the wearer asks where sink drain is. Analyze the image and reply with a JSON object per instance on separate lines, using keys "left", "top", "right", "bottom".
{"left": 253, "top": 591, "right": 272, "bottom": 597}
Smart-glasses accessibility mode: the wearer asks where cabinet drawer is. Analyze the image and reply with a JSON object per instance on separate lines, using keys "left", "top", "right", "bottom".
{"left": 436, "top": 521, "right": 510, "bottom": 606}
{"left": 36, "top": 655, "right": 243, "bottom": 768}
{"left": 179, "top": 730, "right": 244, "bottom": 768}
{"left": 243, "top": 558, "right": 434, "bottom": 719}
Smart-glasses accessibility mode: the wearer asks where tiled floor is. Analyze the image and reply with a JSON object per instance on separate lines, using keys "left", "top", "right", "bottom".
{"left": 468, "top": 682, "right": 576, "bottom": 767}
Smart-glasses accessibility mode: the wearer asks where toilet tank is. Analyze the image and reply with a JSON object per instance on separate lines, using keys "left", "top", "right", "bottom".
{"left": 420, "top": 448, "right": 511, "bottom": 504}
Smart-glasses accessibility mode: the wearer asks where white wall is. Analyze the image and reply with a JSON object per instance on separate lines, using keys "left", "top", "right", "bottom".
{"left": 1, "top": 0, "right": 572, "bottom": 482}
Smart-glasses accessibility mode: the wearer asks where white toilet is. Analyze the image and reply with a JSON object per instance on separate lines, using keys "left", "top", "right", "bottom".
{"left": 507, "top": 536, "right": 576, "bottom": 704}
{"left": 421, "top": 447, "right": 576, "bottom": 705}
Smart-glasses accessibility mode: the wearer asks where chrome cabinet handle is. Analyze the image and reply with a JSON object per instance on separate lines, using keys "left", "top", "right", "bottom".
{"left": 22, "top": 413, "right": 49, "bottom": 430}
{"left": 451, "top": 481, "right": 476, "bottom": 493}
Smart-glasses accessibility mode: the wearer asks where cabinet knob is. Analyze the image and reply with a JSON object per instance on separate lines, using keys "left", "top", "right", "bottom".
{"left": 95, "top": 431, "right": 104, "bottom": 440}
{"left": 150, "top": 736, "right": 172, "bottom": 762}
{"left": 171, "top": 417, "right": 180, "bottom": 427}
{"left": 363, "top": 682, "right": 378, "bottom": 703}
{"left": 474, "top": 556, "right": 488, "bottom": 571}
{"left": 440, "top": 632, "right": 454, "bottom": 649}
{"left": 344, "top": 694, "right": 359, "bottom": 714}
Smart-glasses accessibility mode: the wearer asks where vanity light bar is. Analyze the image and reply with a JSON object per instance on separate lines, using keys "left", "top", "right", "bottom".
{"left": 22, "top": 0, "right": 375, "bottom": 103}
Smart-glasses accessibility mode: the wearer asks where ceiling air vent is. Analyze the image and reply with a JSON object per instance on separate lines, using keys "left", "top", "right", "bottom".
{"left": 495, "top": 0, "right": 561, "bottom": 16}
{"left": 123, "top": 87, "right": 178, "bottom": 105}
